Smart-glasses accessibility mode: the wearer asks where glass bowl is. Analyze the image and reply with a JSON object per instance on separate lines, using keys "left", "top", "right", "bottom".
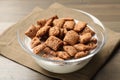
{"left": 17, "top": 9, "right": 106, "bottom": 73}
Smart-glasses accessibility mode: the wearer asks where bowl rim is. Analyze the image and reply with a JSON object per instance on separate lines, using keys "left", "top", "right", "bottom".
{"left": 17, "top": 8, "right": 106, "bottom": 63}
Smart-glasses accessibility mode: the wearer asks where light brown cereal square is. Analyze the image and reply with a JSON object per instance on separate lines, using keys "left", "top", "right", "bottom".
{"left": 33, "top": 43, "right": 46, "bottom": 54}
{"left": 74, "top": 43, "right": 90, "bottom": 51}
{"left": 31, "top": 37, "right": 41, "bottom": 48}
{"left": 43, "top": 47, "right": 57, "bottom": 56}
{"left": 63, "top": 21, "right": 75, "bottom": 30}
{"left": 53, "top": 19, "right": 65, "bottom": 28}
{"left": 82, "top": 26, "right": 95, "bottom": 36}
{"left": 49, "top": 27, "right": 60, "bottom": 36}
{"left": 87, "top": 38, "right": 97, "bottom": 50}
{"left": 63, "top": 46, "right": 77, "bottom": 56}
{"left": 45, "top": 36, "right": 63, "bottom": 51}
{"left": 36, "top": 26, "right": 50, "bottom": 37}
{"left": 74, "top": 51, "right": 88, "bottom": 59}
{"left": 74, "top": 21, "right": 87, "bottom": 32}
{"left": 25, "top": 25, "right": 37, "bottom": 39}
{"left": 63, "top": 30, "right": 79, "bottom": 45}
{"left": 57, "top": 51, "right": 70, "bottom": 59}
{"left": 80, "top": 33, "right": 92, "bottom": 43}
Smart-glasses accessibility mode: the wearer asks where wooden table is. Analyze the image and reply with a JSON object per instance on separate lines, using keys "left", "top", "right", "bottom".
{"left": 0, "top": 0, "right": 120, "bottom": 80}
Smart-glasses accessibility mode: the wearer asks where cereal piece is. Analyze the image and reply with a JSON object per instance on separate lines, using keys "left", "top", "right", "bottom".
{"left": 57, "top": 51, "right": 70, "bottom": 59}
{"left": 53, "top": 19, "right": 65, "bottom": 28}
{"left": 37, "top": 19, "right": 46, "bottom": 27}
{"left": 80, "top": 33, "right": 92, "bottom": 43}
{"left": 51, "top": 57, "right": 64, "bottom": 60}
{"left": 63, "top": 30, "right": 79, "bottom": 45}
{"left": 62, "top": 17, "right": 74, "bottom": 21}
{"left": 25, "top": 25, "right": 37, "bottom": 39}
{"left": 63, "top": 21, "right": 75, "bottom": 30}
{"left": 89, "top": 43, "right": 97, "bottom": 50}
{"left": 74, "top": 43, "right": 90, "bottom": 51}
{"left": 31, "top": 37, "right": 41, "bottom": 48}
{"left": 88, "top": 42, "right": 97, "bottom": 50}
{"left": 63, "top": 46, "right": 77, "bottom": 56}
{"left": 49, "top": 27, "right": 60, "bottom": 36}
{"left": 36, "top": 26, "right": 50, "bottom": 37}
{"left": 43, "top": 47, "right": 57, "bottom": 56}
{"left": 33, "top": 43, "right": 46, "bottom": 54}
{"left": 74, "top": 21, "right": 87, "bottom": 32}
{"left": 82, "top": 26, "right": 95, "bottom": 36}
{"left": 45, "top": 36, "right": 63, "bottom": 51}
{"left": 74, "top": 51, "right": 88, "bottom": 59}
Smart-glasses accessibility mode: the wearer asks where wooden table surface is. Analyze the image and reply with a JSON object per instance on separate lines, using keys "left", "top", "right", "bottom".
{"left": 0, "top": 0, "right": 120, "bottom": 80}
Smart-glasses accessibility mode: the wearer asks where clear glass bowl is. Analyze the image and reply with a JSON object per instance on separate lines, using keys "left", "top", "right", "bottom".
{"left": 17, "top": 9, "right": 106, "bottom": 73}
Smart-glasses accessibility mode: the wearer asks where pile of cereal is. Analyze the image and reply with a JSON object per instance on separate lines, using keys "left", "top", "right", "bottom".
{"left": 25, "top": 15, "right": 97, "bottom": 60}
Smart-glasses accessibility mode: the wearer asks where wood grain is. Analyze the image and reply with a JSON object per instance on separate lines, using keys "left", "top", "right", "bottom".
{"left": 0, "top": 56, "right": 53, "bottom": 80}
